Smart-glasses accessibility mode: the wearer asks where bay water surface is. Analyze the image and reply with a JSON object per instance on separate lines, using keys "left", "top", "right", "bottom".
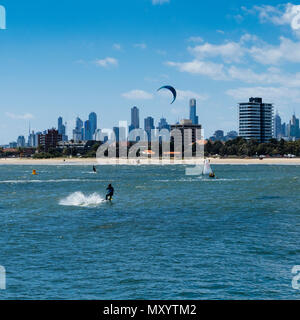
{"left": 0, "top": 164, "right": 299, "bottom": 299}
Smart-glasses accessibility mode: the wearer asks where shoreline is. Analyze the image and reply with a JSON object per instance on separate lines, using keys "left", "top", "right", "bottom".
{"left": 1, "top": 157, "right": 300, "bottom": 165}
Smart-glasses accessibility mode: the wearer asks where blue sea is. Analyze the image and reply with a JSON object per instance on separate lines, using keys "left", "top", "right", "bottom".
{"left": 0, "top": 164, "right": 300, "bottom": 300}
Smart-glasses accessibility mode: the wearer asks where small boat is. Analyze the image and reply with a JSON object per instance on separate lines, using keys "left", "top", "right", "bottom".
{"left": 202, "top": 159, "right": 215, "bottom": 178}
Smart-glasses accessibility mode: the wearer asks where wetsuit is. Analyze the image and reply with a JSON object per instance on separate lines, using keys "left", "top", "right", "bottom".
{"left": 106, "top": 186, "right": 114, "bottom": 200}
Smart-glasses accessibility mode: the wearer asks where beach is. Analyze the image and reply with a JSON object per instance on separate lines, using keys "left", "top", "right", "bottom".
{"left": 1, "top": 157, "right": 300, "bottom": 165}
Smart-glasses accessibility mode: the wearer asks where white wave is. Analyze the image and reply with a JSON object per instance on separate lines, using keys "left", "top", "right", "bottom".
{"left": 59, "top": 192, "right": 104, "bottom": 207}
{"left": 0, "top": 179, "right": 105, "bottom": 184}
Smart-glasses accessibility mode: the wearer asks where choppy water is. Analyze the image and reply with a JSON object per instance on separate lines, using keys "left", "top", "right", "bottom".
{"left": 0, "top": 164, "right": 300, "bottom": 299}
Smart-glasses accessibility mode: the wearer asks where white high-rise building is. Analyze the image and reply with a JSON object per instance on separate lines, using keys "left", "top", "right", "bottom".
{"left": 238, "top": 97, "right": 274, "bottom": 143}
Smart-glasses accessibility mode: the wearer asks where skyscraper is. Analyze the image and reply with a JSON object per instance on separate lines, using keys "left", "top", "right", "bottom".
{"left": 17, "top": 136, "right": 25, "bottom": 147}
{"left": 73, "top": 117, "right": 83, "bottom": 142}
{"left": 84, "top": 120, "right": 92, "bottom": 141}
{"left": 129, "top": 107, "right": 140, "bottom": 132}
{"left": 288, "top": 113, "right": 300, "bottom": 140}
{"left": 157, "top": 117, "right": 170, "bottom": 131}
{"left": 144, "top": 116, "right": 154, "bottom": 140}
{"left": 274, "top": 111, "right": 282, "bottom": 139}
{"left": 58, "top": 116, "right": 68, "bottom": 141}
{"left": 189, "top": 99, "right": 199, "bottom": 125}
{"left": 58, "top": 117, "right": 64, "bottom": 134}
{"left": 88, "top": 112, "right": 97, "bottom": 139}
{"left": 238, "top": 97, "right": 274, "bottom": 143}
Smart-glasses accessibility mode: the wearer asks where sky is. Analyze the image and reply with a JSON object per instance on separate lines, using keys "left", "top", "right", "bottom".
{"left": 1, "top": 0, "right": 300, "bottom": 144}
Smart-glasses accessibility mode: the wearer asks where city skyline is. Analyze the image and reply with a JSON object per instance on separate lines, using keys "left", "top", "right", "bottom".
{"left": 2, "top": 1, "right": 300, "bottom": 144}
{"left": 7, "top": 96, "right": 300, "bottom": 148}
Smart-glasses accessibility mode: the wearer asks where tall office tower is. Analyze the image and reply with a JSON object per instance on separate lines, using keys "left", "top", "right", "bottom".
{"left": 274, "top": 111, "right": 282, "bottom": 139}
{"left": 129, "top": 106, "right": 140, "bottom": 132}
{"left": 17, "top": 136, "right": 25, "bottom": 147}
{"left": 89, "top": 112, "right": 97, "bottom": 139}
{"left": 238, "top": 97, "right": 274, "bottom": 143}
{"left": 289, "top": 114, "right": 300, "bottom": 139}
{"left": 189, "top": 99, "right": 199, "bottom": 125}
{"left": 84, "top": 120, "right": 92, "bottom": 141}
{"left": 58, "top": 116, "right": 68, "bottom": 141}
{"left": 58, "top": 117, "right": 64, "bottom": 134}
{"left": 157, "top": 117, "right": 170, "bottom": 131}
{"left": 28, "top": 131, "right": 36, "bottom": 147}
{"left": 113, "top": 127, "right": 120, "bottom": 143}
{"left": 144, "top": 117, "right": 155, "bottom": 140}
{"left": 281, "top": 123, "right": 287, "bottom": 137}
{"left": 73, "top": 117, "right": 84, "bottom": 141}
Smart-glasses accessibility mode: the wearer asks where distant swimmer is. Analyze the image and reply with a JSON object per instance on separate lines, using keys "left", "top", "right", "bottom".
{"left": 106, "top": 184, "right": 114, "bottom": 201}
{"left": 93, "top": 165, "right": 97, "bottom": 173}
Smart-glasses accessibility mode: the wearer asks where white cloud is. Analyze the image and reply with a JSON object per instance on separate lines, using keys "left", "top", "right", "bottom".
{"left": 152, "top": 0, "right": 170, "bottom": 5}
{"left": 122, "top": 90, "right": 153, "bottom": 100}
{"left": 176, "top": 90, "right": 208, "bottom": 101}
{"left": 5, "top": 112, "right": 34, "bottom": 120}
{"left": 250, "top": 37, "right": 300, "bottom": 65}
{"left": 188, "top": 41, "right": 245, "bottom": 63}
{"left": 167, "top": 60, "right": 226, "bottom": 80}
{"left": 95, "top": 57, "right": 118, "bottom": 68}
{"left": 187, "top": 36, "right": 204, "bottom": 43}
{"left": 134, "top": 43, "right": 147, "bottom": 49}
{"left": 246, "top": 4, "right": 300, "bottom": 34}
{"left": 226, "top": 86, "right": 300, "bottom": 104}
{"left": 158, "top": 88, "right": 208, "bottom": 101}
{"left": 113, "top": 43, "right": 122, "bottom": 51}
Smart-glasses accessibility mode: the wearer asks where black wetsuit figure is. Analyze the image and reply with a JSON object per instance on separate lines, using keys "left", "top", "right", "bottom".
{"left": 106, "top": 184, "right": 114, "bottom": 200}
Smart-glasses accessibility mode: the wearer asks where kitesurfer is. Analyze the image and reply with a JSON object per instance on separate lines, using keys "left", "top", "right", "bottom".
{"left": 106, "top": 184, "right": 114, "bottom": 201}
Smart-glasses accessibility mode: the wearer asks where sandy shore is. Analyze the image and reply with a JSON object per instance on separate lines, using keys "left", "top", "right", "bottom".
{"left": 1, "top": 157, "right": 300, "bottom": 165}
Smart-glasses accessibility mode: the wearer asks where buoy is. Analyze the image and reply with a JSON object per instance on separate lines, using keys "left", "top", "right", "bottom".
{"left": 32, "top": 170, "right": 37, "bottom": 175}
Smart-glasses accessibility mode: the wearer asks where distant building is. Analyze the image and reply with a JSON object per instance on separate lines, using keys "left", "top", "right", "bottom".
{"left": 58, "top": 116, "right": 68, "bottom": 141}
{"left": 281, "top": 122, "right": 287, "bottom": 137}
{"left": 129, "top": 107, "right": 140, "bottom": 132}
{"left": 214, "top": 130, "right": 224, "bottom": 141}
{"left": 170, "top": 119, "right": 202, "bottom": 145}
{"left": 38, "top": 129, "right": 62, "bottom": 152}
{"left": 157, "top": 117, "right": 170, "bottom": 131}
{"left": 189, "top": 99, "right": 199, "bottom": 125}
{"left": 288, "top": 113, "right": 300, "bottom": 140}
{"left": 274, "top": 111, "right": 282, "bottom": 139}
{"left": 73, "top": 117, "right": 83, "bottom": 142}
{"left": 113, "top": 127, "right": 120, "bottom": 142}
{"left": 17, "top": 136, "right": 25, "bottom": 147}
{"left": 238, "top": 97, "right": 274, "bottom": 143}
{"left": 226, "top": 131, "right": 238, "bottom": 141}
{"left": 89, "top": 112, "right": 97, "bottom": 139}
{"left": 28, "top": 131, "right": 37, "bottom": 147}
{"left": 84, "top": 120, "right": 92, "bottom": 141}
{"left": 9, "top": 142, "right": 17, "bottom": 148}
{"left": 144, "top": 116, "right": 155, "bottom": 140}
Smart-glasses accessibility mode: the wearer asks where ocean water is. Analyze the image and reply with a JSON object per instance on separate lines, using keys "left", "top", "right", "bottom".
{"left": 0, "top": 164, "right": 300, "bottom": 300}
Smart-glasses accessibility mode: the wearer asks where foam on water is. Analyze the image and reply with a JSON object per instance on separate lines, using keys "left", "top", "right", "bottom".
{"left": 0, "top": 179, "right": 105, "bottom": 184}
{"left": 59, "top": 192, "right": 104, "bottom": 207}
